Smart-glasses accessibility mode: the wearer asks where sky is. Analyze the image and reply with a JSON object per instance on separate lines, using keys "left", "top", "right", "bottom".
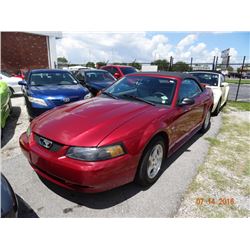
{"left": 56, "top": 32, "right": 250, "bottom": 65}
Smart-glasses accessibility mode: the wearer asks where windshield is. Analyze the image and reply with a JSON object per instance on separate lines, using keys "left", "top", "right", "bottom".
{"left": 85, "top": 71, "right": 116, "bottom": 82}
{"left": 191, "top": 73, "right": 219, "bottom": 86}
{"left": 120, "top": 67, "right": 137, "bottom": 75}
{"left": 30, "top": 72, "right": 77, "bottom": 86}
{"left": 104, "top": 75, "right": 176, "bottom": 105}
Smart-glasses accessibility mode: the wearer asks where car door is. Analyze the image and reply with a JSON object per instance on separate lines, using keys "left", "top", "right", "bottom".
{"left": 169, "top": 79, "right": 204, "bottom": 148}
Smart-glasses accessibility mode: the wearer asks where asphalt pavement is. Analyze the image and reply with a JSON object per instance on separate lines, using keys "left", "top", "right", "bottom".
{"left": 1, "top": 96, "right": 222, "bottom": 217}
{"left": 228, "top": 83, "right": 250, "bottom": 101}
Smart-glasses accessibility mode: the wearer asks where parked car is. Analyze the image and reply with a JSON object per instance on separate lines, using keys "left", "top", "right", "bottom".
{"left": 0, "top": 81, "right": 12, "bottom": 133}
{"left": 75, "top": 69, "right": 116, "bottom": 95}
{"left": 18, "top": 69, "right": 92, "bottom": 120}
{"left": 101, "top": 65, "right": 137, "bottom": 79}
{"left": 19, "top": 72, "right": 213, "bottom": 193}
{"left": 12, "top": 69, "right": 28, "bottom": 80}
{"left": 68, "top": 66, "right": 95, "bottom": 77}
{"left": 1, "top": 174, "right": 18, "bottom": 218}
{"left": 0, "top": 71, "right": 23, "bottom": 96}
{"left": 189, "top": 71, "right": 230, "bottom": 115}
{"left": 244, "top": 72, "right": 250, "bottom": 79}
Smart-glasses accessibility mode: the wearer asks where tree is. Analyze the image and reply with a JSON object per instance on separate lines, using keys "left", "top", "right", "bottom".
{"left": 151, "top": 59, "right": 169, "bottom": 71}
{"left": 86, "top": 62, "right": 95, "bottom": 68}
{"left": 96, "top": 62, "right": 107, "bottom": 68}
{"left": 172, "top": 61, "right": 190, "bottom": 72}
{"left": 227, "top": 66, "right": 234, "bottom": 72}
{"left": 113, "top": 62, "right": 127, "bottom": 65}
{"left": 57, "top": 57, "right": 68, "bottom": 64}
{"left": 129, "top": 62, "right": 141, "bottom": 70}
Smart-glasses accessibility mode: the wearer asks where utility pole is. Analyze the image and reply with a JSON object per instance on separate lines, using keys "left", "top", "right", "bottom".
{"left": 215, "top": 56, "right": 218, "bottom": 70}
{"left": 190, "top": 57, "right": 193, "bottom": 70}
{"left": 226, "top": 55, "right": 230, "bottom": 68}
{"left": 212, "top": 56, "right": 216, "bottom": 70}
{"left": 235, "top": 56, "right": 246, "bottom": 101}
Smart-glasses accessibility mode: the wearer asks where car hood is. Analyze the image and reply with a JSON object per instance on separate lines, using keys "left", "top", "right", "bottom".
{"left": 32, "top": 97, "right": 155, "bottom": 146}
{"left": 29, "top": 84, "right": 88, "bottom": 97}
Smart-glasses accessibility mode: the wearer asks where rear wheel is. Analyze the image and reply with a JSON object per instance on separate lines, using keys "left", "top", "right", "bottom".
{"left": 200, "top": 109, "right": 211, "bottom": 133}
{"left": 9, "top": 88, "right": 14, "bottom": 97}
{"left": 135, "top": 136, "right": 166, "bottom": 187}
{"left": 213, "top": 99, "right": 221, "bottom": 116}
{"left": 8, "top": 98, "right": 12, "bottom": 114}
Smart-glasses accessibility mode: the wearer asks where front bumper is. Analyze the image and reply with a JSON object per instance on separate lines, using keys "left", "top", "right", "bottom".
{"left": 19, "top": 132, "right": 138, "bottom": 193}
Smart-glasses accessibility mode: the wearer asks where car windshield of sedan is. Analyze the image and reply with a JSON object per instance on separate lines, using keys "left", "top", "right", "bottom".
{"left": 30, "top": 72, "right": 78, "bottom": 86}
{"left": 85, "top": 71, "right": 116, "bottom": 82}
{"left": 191, "top": 73, "right": 219, "bottom": 86}
{"left": 104, "top": 75, "right": 177, "bottom": 105}
{"left": 120, "top": 67, "right": 137, "bottom": 75}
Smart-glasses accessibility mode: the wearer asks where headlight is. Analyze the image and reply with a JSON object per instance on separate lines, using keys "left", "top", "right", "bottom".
{"left": 66, "top": 144, "right": 126, "bottom": 161}
{"left": 26, "top": 126, "right": 31, "bottom": 138}
{"left": 28, "top": 96, "right": 47, "bottom": 106}
{"left": 84, "top": 92, "right": 92, "bottom": 100}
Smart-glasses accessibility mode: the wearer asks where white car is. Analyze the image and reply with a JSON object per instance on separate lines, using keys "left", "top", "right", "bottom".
{"left": 0, "top": 71, "right": 23, "bottom": 96}
{"left": 190, "top": 71, "right": 230, "bottom": 115}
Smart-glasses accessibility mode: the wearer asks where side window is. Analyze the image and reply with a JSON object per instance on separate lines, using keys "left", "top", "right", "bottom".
{"left": 104, "top": 67, "right": 112, "bottom": 74}
{"left": 178, "top": 79, "right": 202, "bottom": 102}
{"left": 111, "top": 67, "right": 119, "bottom": 75}
{"left": 76, "top": 72, "right": 84, "bottom": 81}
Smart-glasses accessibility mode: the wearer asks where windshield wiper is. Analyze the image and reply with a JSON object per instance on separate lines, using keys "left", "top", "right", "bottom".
{"left": 121, "top": 94, "right": 155, "bottom": 106}
{"left": 102, "top": 91, "right": 118, "bottom": 99}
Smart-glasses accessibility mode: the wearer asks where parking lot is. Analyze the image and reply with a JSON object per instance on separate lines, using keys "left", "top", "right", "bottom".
{"left": 1, "top": 95, "right": 222, "bottom": 217}
{"left": 1, "top": 79, "right": 250, "bottom": 217}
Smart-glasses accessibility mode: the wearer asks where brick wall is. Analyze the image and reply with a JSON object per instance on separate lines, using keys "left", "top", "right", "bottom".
{"left": 1, "top": 32, "right": 49, "bottom": 74}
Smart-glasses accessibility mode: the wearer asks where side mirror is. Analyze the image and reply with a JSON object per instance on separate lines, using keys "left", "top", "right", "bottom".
{"left": 18, "top": 80, "right": 27, "bottom": 86}
{"left": 114, "top": 72, "right": 121, "bottom": 79}
{"left": 179, "top": 97, "right": 195, "bottom": 106}
{"left": 221, "top": 82, "right": 228, "bottom": 87}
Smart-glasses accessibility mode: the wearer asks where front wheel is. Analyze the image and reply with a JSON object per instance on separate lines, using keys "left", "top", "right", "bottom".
{"left": 135, "top": 136, "right": 166, "bottom": 187}
{"left": 200, "top": 109, "right": 211, "bottom": 133}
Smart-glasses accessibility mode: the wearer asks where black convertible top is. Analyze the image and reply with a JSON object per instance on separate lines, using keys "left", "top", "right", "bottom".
{"left": 128, "top": 71, "right": 197, "bottom": 80}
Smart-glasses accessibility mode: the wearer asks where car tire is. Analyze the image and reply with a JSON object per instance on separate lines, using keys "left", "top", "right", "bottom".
{"left": 135, "top": 136, "right": 166, "bottom": 187}
{"left": 8, "top": 98, "right": 12, "bottom": 114}
{"left": 9, "top": 88, "right": 14, "bottom": 97}
{"left": 213, "top": 98, "right": 221, "bottom": 116}
{"left": 200, "top": 109, "right": 211, "bottom": 133}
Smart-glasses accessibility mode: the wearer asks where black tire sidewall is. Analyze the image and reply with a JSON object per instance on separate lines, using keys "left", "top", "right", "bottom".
{"left": 214, "top": 99, "right": 221, "bottom": 115}
{"left": 201, "top": 109, "right": 211, "bottom": 133}
{"left": 136, "top": 136, "right": 166, "bottom": 186}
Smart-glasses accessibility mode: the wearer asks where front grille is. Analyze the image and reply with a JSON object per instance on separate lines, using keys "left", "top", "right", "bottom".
{"left": 34, "top": 134, "right": 63, "bottom": 152}
{"left": 51, "top": 97, "right": 82, "bottom": 106}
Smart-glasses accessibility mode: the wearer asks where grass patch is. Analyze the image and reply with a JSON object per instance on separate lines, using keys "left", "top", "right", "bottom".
{"left": 188, "top": 179, "right": 203, "bottom": 192}
{"left": 226, "top": 79, "right": 250, "bottom": 84}
{"left": 205, "top": 137, "right": 221, "bottom": 146}
{"left": 227, "top": 101, "right": 250, "bottom": 111}
{"left": 209, "top": 170, "right": 230, "bottom": 191}
{"left": 177, "top": 109, "right": 250, "bottom": 218}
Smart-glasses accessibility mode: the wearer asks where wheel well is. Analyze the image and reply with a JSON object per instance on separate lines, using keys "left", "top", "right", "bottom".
{"left": 9, "top": 87, "right": 14, "bottom": 94}
{"left": 134, "top": 131, "right": 169, "bottom": 181}
{"left": 151, "top": 131, "right": 169, "bottom": 153}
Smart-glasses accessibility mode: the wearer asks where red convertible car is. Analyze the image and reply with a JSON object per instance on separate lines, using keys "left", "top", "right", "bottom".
{"left": 19, "top": 72, "right": 213, "bottom": 193}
